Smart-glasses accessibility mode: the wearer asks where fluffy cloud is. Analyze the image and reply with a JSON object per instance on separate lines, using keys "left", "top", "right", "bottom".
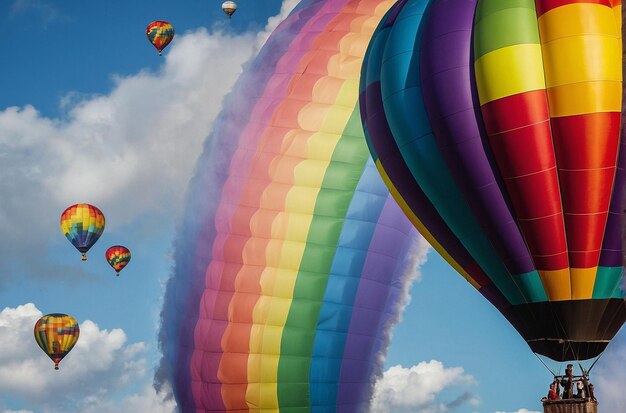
{"left": 0, "top": 303, "right": 174, "bottom": 413}
{"left": 257, "top": 0, "right": 300, "bottom": 45}
{"left": 0, "top": 26, "right": 264, "bottom": 284}
{"left": 370, "top": 360, "right": 478, "bottom": 413}
{"left": 0, "top": 0, "right": 303, "bottom": 292}
{"left": 51, "top": 385, "right": 176, "bottom": 413}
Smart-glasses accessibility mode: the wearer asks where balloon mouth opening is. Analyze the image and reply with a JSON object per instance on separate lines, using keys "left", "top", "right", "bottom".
{"left": 81, "top": 254, "right": 87, "bottom": 261}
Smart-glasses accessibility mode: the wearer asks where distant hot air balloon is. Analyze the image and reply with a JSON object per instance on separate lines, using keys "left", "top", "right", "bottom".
{"left": 221, "top": 1, "right": 237, "bottom": 19}
{"left": 34, "top": 314, "right": 80, "bottom": 370}
{"left": 105, "top": 245, "right": 131, "bottom": 276}
{"left": 146, "top": 21, "right": 175, "bottom": 55}
{"left": 60, "top": 203, "right": 105, "bottom": 261}
{"left": 360, "top": 0, "right": 626, "bottom": 362}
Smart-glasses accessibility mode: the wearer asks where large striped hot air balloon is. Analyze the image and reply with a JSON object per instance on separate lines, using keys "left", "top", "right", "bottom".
{"left": 360, "top": 0, "right": 626, "bottom": 362}
{"left": 158, "top": 1, "right": 418, "bottom": 411}
{"left": 60, "top": 203, "right": 105, "bottom": 261}
{"left": 146, "top": 21, "right": 175, "bottom": 56}
{"left": 34, "top": 313, "right": 80, "bottom": 370}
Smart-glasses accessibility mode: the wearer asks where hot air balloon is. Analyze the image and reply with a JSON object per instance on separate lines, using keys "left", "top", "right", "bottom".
{"left": 360, "top": 0, "right": 626, "bottom": 364}
{"left": 34, "top": 313, "right": 80, "bottom": 370}
{"left": 157, "top": 1, "right": 418, "bottom": 411}
{"left": 60, "top": 203, "right": 105, "bottom": 261}
{"left": 221, "top": 1, "right": 237, "bottom": 19}
{"left": 105, "top": 245, "right": 131, "bottom": 276}
{"left": 146, "top": 21, "right": 175, "bottom": 56}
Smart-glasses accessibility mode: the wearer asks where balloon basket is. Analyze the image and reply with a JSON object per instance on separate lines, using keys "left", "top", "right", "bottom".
{"left": 81, "top": 254, "right": 87, "bottom": 261}
{"left": 543, "top": 399, "right": 597, "bottom": 413}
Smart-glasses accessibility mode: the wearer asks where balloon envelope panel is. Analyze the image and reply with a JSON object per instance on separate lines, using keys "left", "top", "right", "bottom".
{"left": 105, "top": 245, "right": 131, "bottom": 273}
{"left": 360, "top": 0, "right": 626, "bottom": 361}
{"left": 34, "top": 313, "right": 80, "bottom": 369}
{"left": 159, "top": 0, "right": 419, "bottom": 411}
{"left": 146, "top": 21, "right": 175, "bottom": 54}
{"left": 60, "top": 203, "right": 105, "bottom": 257}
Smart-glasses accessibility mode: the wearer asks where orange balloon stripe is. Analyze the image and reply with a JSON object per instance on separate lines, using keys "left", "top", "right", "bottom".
{"left": 216, "top": 91, "right": 314, "bottom": 409}
{"left": 217, "top": 37, "right": 347, "bottom": 413}
{"left": 218, "top": 193, "right": 290, "bottom": 407}
{"left": 198, "top": 2, "right": 389, "bottom": 410}
{"left": 191, "top": 7, "right": 345, "bottom": 410}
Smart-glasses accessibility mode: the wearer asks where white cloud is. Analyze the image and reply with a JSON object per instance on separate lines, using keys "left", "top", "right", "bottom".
{"left": 10, "top": 0, "right": 63, "bottom": 24}
{"left": 55, "top": 384, "right": 176, "bottom": 413}
{"left": 0, "top": 303, "right": 173, "bottom": 413}
{"left": 0, "top": 0, "right": 304, "bottom": 291}
{"left": 370, "top": 360, "right": 478, "bottom": 413}
{"left": 0, "top": 27, "right": 261, "bottom": 283}
{"left": 256, "top": 0, "right": 300, "bottom": 46}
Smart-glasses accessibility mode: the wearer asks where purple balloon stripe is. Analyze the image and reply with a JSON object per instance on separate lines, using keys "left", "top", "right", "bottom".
{"left": 337, "top": 196, "right": 416, "bottom": 408}
{"left": 362, "top": 80, "right": 492, "bottom": 288}
{"left": 599, "top": 117, "right": 626, "bottom": 267}
{"left": 419, "top": 0, "right": 535, "bottom": 276}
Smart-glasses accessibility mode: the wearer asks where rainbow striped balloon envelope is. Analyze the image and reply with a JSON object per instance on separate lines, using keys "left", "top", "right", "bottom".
{"left": 146, "top": 21, "right": 174, "bottom": 55}
{"left": 158, "top": 0, "right": 419, "bottom": 411}
{"left": 34, "top": 313, "right": 80, "bottom": 370}
{"left": 60, "top": 203, "right": 105, "bottom": 261}
{"left": 360, "top": 0, "right": 626, "bottom": 362}
{"left": 105, "top": 245, "right": 131, "bottom": 276}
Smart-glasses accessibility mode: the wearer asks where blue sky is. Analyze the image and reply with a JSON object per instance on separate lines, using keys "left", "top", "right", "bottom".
{"left": 0, "top": 1, "right": 624, "bottom": 413}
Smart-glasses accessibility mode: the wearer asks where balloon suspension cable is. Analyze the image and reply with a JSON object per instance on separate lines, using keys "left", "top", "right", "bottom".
{"left": 533, "top": 352, "right": 558, "bottom": 377}
{"left": 566, "top": 336, "right": 578, "bottom": 362}
{"left": 586, "top": 353, "right": 604, "bottom": 376}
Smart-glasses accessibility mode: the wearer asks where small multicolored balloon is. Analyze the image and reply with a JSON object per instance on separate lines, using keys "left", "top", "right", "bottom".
{"left": 105, "top": 245, "right": 131, "bottom": 276}
{"left": 146, "top": 21, "right": 175, "bottom": 55}
{"left": 34, "top": 313, "right": 80, "bottom": 370}
{"left": 60, "top": 203, "right": 105, "bottom": 261}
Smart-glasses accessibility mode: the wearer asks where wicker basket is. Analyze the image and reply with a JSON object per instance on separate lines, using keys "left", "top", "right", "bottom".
{"left": 542, "top": 399, "right": 598, "bottom": 413}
